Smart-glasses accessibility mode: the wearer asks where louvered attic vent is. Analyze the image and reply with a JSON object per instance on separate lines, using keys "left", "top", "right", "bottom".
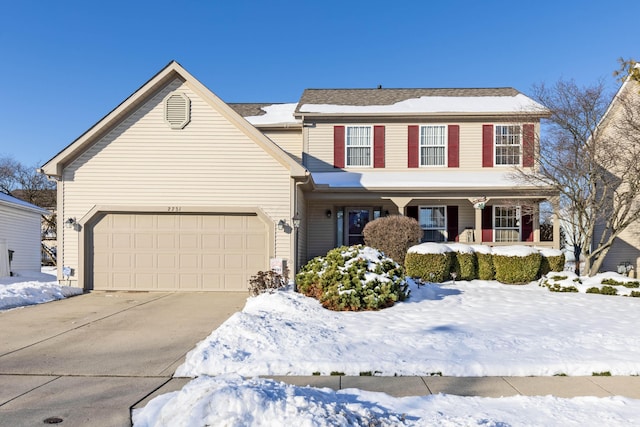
{"left": 164, "top": 92, "right": 191, "bottom": 129}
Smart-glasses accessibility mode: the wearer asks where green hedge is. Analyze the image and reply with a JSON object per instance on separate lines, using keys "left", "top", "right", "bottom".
{"left": 493, "top": 253, "right": 542, "bottom": 284}
{"left": 539, "top": 254, "right": 566, "bottom": 276}
{"left": 476, "top": 253, "right": 495, "bottom": 280}
{"left": 405, "top": 251, "right": 454, "bottom": 283}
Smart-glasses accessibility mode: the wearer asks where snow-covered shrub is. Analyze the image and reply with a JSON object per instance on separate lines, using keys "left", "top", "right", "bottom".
{"left": 363, "top": 215, "right": 422, "bottom": 265}
{"left": 472, "top": 245, "right": 495, "bottom": 280}
{"left": 447, "top": 243, "right": 478, "bottom": 281}
{"left": 404, "top": 243, "right": 454, "bottom": 283}
{"left": 538, "top": 249, "right": 566, "bottom": 276}
{"left": 492, "top": 247, "right": 542, "bottom": 284}
{"left": 295, "top": 245, "right": 409, "bottom": 311}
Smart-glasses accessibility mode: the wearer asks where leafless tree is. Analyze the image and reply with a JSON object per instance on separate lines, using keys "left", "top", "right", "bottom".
{"left": 514, "top": 74, "right": 640, "bottom": 276}
{"left": 0, "top": 156, "right": 57, "bottom": 264}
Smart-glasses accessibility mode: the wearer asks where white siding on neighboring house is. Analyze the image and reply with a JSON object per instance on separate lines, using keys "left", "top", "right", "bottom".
{"left": 0, "top": 196, "right": 47, "bottom": 273}
{"left": 59, "top": 78, "right": 294, "bottom": 286}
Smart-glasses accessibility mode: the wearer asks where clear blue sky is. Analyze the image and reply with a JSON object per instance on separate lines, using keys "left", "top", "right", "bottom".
{"left": 0, "top": 0, "right": 637, "bottom": 166}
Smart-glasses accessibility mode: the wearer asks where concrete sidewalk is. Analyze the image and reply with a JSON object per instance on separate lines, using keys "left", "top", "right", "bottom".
{"left": 0, "top": 291, "right": 247, "bottom": 427}
{"left": 136, "top": 374, "right": 640, "bottom": 409}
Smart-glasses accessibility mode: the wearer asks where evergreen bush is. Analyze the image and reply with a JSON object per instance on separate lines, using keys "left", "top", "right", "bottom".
{"left": 476, "top": 252, "right": 495, "bottom": 280}
{"left": 539, "top": 253, "right": 566, "bottom": 276}
{"left": 448, "top": 244, "right": 478, "bottom": 281}
{"left": 363, "top": 215, "right": 423, "bottom": 265}
{"left": 295, "top": 245, "right": 409, "bottom": 311}
{"left": 404, "top": 251, "right": 454, "bottom": 283}
{"left": 492, "top": 252, "right": 542, "bottom": 284}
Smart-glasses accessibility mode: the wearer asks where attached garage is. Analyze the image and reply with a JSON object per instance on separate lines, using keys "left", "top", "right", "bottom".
{"left": 87, "top": 212, "right": 270, "bottom": 291}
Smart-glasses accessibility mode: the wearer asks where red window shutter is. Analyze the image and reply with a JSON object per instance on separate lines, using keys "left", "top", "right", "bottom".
{"left": 334, "top": 126, "right": 345, "bottom": 168}
{"left": 482, "top": 124, "right": 493, "bottom": 167}
{"left": 521, "top": 210, "right": 534, "bottom": 242}
{"left": 447, "top": 205, "right": 459, "bottom": 242}
{"left": 374, "top": 125, "right": 385, "bottom": 168}
{"left": 523, "top": 124, "right": 535, "bottom": 167}
{"left": 481, "top": 206, "right": 493, "bottom": 242}
{"left": 408, "top": 125, "right": 419, "bottom": 168}
{"left": 448, "top": 125, "right": 459, "bottom": 168}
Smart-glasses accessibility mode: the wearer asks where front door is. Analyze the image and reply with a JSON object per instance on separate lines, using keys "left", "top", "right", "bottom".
{"left": 347, "top": 208, "right": 371, "bottom": 245}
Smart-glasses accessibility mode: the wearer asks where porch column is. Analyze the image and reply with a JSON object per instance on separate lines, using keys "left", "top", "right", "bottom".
{"left": 386, "top": 197, "right": 413, "bottom": 215}
{"left": 474, "top": 208, "right": 483, "bottom": 243}
{"left": 468, "top": 197, "right": 489, "bottom": 243}
{"left": 551, "top": 196, "right": 561, "bottom": 250}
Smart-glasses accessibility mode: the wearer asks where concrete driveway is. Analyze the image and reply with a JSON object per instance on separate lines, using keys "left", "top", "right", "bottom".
{"left": 0, "top": 291, "right": 247, "bottom": 426}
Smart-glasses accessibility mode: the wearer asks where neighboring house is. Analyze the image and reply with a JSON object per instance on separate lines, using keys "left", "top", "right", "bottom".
{"left": 0, "top": 192, "right": 50, "bottom": 276}
{"left": 12, "top": 189, "right": 57, "bottom": 266}
{"left": 593, "top": 70, "right": 640, "bottom": 275}
{"left": 41, "top": 61, "right": 559, "bottom": 292}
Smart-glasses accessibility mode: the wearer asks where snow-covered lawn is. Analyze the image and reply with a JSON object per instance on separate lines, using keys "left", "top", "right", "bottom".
{"left": 133, "top": 273, "right": 640, "bottom": 426}
{"left": 0, "top": 267, "right": 82, "bottom": 311}
{"left": 4, "top": 268, "right": 640, "bottom": 425}
{"left": 176, "top": 276, "right": 640, "bottom": 378}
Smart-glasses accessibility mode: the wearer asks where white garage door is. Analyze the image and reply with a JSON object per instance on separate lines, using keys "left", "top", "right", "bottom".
{"left": 90, "top": 213, "right": 269, "bottom": 291}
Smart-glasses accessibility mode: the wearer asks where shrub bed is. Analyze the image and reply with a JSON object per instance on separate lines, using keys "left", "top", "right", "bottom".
{"left": 295, "top": 245, "right": 409, "bottom": 311}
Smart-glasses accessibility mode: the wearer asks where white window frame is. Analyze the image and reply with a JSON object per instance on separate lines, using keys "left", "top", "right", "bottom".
{"left": 345, "top": 125, "right": 372, "bottom": 168}
{"left": 493, "top": 205, "right": 521, "bottom": 242}
{"left": 419, "top": 125, "right": 447, "bottom": 167}
{"left": 419, "top": 206, "right": 447, "bottom": 242}
{"left": 494, "top": 124, "right": 522, "bottom": 166}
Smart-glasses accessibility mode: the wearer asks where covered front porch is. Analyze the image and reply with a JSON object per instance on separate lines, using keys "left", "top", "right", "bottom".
{"left": 304, "top": 191, "right": 560, "bottom": 263}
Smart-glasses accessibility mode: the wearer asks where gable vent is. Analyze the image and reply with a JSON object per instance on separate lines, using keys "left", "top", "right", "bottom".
{"left": 164, "top": 92, "right": 191, "bottom": 129}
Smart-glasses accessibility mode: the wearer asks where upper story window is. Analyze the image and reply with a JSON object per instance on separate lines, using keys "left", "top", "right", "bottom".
{"left": 346, "top": 126, "right": 372, "bottom": 167}
{"left": 495, "top": 125, "right": 521, "bottom": 165}
{"left": 494, "top": 206, "right": 520, "bottom": 242}
{"left": 419, "top": 206, "right": 446, "bottom": 242}
{"left": 420, "top": 125, "right": 447, "bottom": 166}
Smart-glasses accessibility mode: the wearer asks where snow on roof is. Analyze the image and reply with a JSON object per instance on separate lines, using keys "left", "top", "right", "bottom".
{"left": 312, "top": 171, "right": 539, "bottom": 189}
{"left": 244, "top": 103, "right": 301, "bottom": 126}
{"left": 0, "top": 193, "right": 49, "bottom": 215}
{"left": 299, "top": 94, "right": 546, "bottom": 115}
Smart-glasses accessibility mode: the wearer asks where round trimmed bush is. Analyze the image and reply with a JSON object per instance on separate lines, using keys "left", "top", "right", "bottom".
{"left": 447, "top": 243, "right": 478, "bottom": 281}
{"left": 295, "top": 245, "right": 409, "bottom": 311}
{"left": 363, "top": 215, "right": 423, "bottom": 265}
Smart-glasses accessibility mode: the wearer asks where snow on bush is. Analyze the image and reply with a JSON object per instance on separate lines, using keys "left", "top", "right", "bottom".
{"left": 295, "top": 245, "right": 409, "bottom": 311}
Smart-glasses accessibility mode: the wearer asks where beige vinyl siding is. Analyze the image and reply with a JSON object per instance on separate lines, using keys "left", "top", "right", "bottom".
{"left": 306, "top": 201, "right": 336, "bottom": 260}
{"left": 263, "top": 129, "right": 303, "bottom": 164}
{"left": 61, "top": 78, "right": 293, "bottom": 285}
{"left": 305, "top": 121, "right": 539, "bottom": 173}
{"left": 599, "top": 223, "right": 640, "bottom": 275}
{"left": 0, "top": 204, "right": 43, "bottom": 272}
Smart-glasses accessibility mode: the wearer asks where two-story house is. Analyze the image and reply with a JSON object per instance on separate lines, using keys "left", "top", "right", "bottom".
{"left": 41, "top": 61, "right": 559, "bottom": 292}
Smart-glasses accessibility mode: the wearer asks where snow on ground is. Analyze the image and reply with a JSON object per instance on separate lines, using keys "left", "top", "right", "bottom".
{"left": 0, "top": 267, "right": 82, "bottom": 311}
{"left": 133, "top": 375, "right": 640, "bottom": 427}
{"left": 176, "top": 277, "right": 640, "bottom": 378}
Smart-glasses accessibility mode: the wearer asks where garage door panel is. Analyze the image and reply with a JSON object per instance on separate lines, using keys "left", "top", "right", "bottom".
{"left": 91, "top": 213, "right": 268, "bottom": 291}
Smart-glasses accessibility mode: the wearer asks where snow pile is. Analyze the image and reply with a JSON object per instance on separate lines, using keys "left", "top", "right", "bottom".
{"left": 176, "top": 279, "right": 640, "bottom": 377}
{"left": 0, "top": 267, "right": 82, "bottom": 311}
{"left": 408, "top": 242, "right": 547, "bottom": 257}
{"left": 133, "top": 375, "right": 640, "bottom": 427}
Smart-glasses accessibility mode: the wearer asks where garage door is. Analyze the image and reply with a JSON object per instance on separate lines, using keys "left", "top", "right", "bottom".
{"left": 90, "top": 213, "right": 269, "bottom": 291}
